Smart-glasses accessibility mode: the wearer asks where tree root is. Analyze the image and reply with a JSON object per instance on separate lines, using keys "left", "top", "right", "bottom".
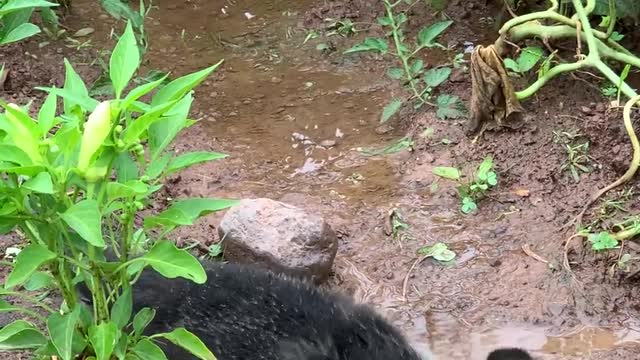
{"left": 573, "top": 95, "right": 640, "bottom": 227}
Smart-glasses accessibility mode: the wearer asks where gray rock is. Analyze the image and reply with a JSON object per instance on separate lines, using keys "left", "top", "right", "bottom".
{"left": 219, "top": 198, "right": 338, "bottom": 283}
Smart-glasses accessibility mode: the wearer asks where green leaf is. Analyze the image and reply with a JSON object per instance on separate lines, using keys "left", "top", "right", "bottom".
{"left": 148, "top": 94, "right": 192, "bottom": 160}
{"left": 516, "top": 46, "right": 543, "bottom": 73}
{"left": 424, "top": 67, "right": 451, "bottom": 88}
{"left": 0, "top": 0, "right": 57, "bottom": 15}
{"left": 89, "top": 322, "right": 120, "bottom": 360}
{"left": 122, "top": 75, "right": 168, "bottom": 110}
{"left": 5, "top": 243, "right": 56, "bottom": 289}
{"left": 62, "top": 58, "right": 91, "bottom": 113}
{"left": 380, "top": 98, "right": 403, "bottom": 123}
{"left": 588, "top": 231, "right": 619, "bottom": 251}
{"left": 144, "top": 198, "right": 238, "bottom": 230}
{"left": 0, "top": 299, "right": 21, "bottom": 313}
{"left": 432, "top": 166, "right": 460, "bottom": 180}
{"left": 436, "top": 94, "right": 466, "bottom": 120}
{"left": 410, "top": 59, "right": 424, "bottom": 76}
{"left": 47, "top": 307, "right": 81, "bottom": 360}
{"left": 155, "top": 328, "right": 216, "bottom": 360}
{"left": 60, "top": 200, "right": 105, "bottom": 247}
{"left": 145, "top": 152, "right": 171, "bottom": 180}
{"left": 132, "top": 308, "right": 155, "bottom": 339}
{"left": 377, "top": 16, "right": 392, "bottom": 26}
{"left": 166, "top": 151, "right": 228, "bottom": 176}
{"left": 503, "top": 58, "right": 519, "bottom": 73}
{"left": 132, "top": 338, "right": 167, "bottom": 360}
{"left": 0, "top": 144, "right": 33, "bottom": 166}
{"left": 122, "top": 100, "right": 179, "bottom": 145}
{"left": 24, "top": 271, "right": 55, "bottom": 291}
{"left": 0, "top": 23, "right": 41, "bottom": 45}
{"left": 36, "top": 87, "right": 99, "bottom": 112}
{"left": 476, "top": 156, "right": 493, "bottom": 181}
{"left": 110, "top": 21, "right": 140, "bottom": 98}
{"left": 110, "top": 288, "right": 132, "bottom": 330}
{"left": 115, "top": 152, "right": 139, "bottom": 183}
{"left": 1, "top": 103, "right": 42, "bottom": 163}
{"left": 386, "top": 67, "right": 404, "bottom": 80}
{"left": 487, "top": 172, "right": 498, "bottom": 186}
{"left": 417, "top": 20, "right": 452, "bottom": 48}
{"left": 461, "top": 197, "right": 477, "bottom": 214}
{"left": 0, "top": 320, "right": 47, "bottom": 350}
{"left": 37, "top": 91, "right": 58, "bottom": 135}
{"left": 22, "top": 172, "right": 54, "bottom": 194}
{"left": 99, "top": 0, "right": 143, "bottom": 28}
{"left": 418, "top": 242, "right": 456, "bottom": 262}
{"left": 343, "top": 38, "right": 388, "bottom": 54}
{"left": 140, "top": 240, "right": 207, "bottom": 284}
{"left": 106, "top": 181, "right": 149, "bottom": 201}
{"left": 151, "top": 61, "right": 223, "bottom": 107}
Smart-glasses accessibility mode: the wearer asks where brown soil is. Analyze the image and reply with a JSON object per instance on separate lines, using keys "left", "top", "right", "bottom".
{"left": 2, "top": 0, "right": 640, "bottom": 359}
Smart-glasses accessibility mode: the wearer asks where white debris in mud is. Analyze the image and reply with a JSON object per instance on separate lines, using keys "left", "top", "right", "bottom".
{"left": 291, "top": 158, "right": 324, "bottom": 177}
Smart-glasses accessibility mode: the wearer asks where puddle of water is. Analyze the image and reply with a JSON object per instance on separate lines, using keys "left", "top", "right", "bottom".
{"left": 469, "top": 325, "right": 640, "bottom": 359}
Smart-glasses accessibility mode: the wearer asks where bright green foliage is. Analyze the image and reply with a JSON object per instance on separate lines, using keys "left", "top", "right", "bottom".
{"left": 432, "top": 166, "right": 460, "bottom": 181}
{"left": 417, "top": 242, "right": 456, "bottom": 262}
{"left": 0, "top": 21, "right": 232, "bottom": 359}
{"left": 432, "top": 155, "right": 499, "bottom": 214}
{"left": 504, "top": 46, "right": 544, "bottom": 75}
{"left": 0, "top": 0, "right": 58, "bottom": 45}
{"left": 588, "top": 231, "right": 619, "bottom": 251}
{"left": 344, "top": 0, "right": 465, "bottom": 122}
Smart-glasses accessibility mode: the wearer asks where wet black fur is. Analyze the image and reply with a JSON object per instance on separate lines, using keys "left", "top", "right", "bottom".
{"left": 79, "top": 261, "right": 534, "bottom": 360}
{"left": 488, "top": 348, "right": 533, "bottom": 360}
{"left": 80, "top": 261, "right": 423, "bottom": 360}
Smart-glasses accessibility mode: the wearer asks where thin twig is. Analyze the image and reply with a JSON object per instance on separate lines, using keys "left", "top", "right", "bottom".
{"left": 402, "top": 255, "right": 429, "bottom": 301}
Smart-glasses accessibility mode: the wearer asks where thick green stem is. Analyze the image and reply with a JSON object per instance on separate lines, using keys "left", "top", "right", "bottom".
{"left": 503, "top": 0, "right": 640, "bottom": 101}
{"left": 605, "top": 0, "right": 617, "bottom": 38}
{"left": 572, "top": 0, "right": 599, "bottom": 59}
{"left": 516, "top": 61, "right": 587, "bottom": 99}
{"left": 384, "top": 1, "right": 422, "bottom": 101}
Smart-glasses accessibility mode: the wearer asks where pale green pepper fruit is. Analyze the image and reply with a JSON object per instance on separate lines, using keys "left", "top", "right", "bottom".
{"left": 78, "top": 101, "right": 113, "bottom": 173}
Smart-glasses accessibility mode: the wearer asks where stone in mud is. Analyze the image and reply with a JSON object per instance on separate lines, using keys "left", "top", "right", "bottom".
{"left": 219, "top": 198, "right": 338, "bottom": 283}
{"left": 79, "top": 261, "right": 428, "bottom": 360}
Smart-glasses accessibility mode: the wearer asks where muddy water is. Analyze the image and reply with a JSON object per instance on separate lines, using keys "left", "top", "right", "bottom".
{"left": 67, "top": 0, "right": 640, "bottom": 358}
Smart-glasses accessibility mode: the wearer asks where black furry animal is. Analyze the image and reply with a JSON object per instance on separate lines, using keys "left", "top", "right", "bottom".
{"left": 488, "top": 348, "right": 533, "bottom": 360}
{"left": 79, "top": 261, "right": 533, "bottom": 360}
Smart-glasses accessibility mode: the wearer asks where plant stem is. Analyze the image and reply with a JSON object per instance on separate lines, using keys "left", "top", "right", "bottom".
{"left": 383, "top": 1, "right": 423, "bottom": 102}
{"left": 516, "top": 61, "right": 587, "bottom": 99}
{"left": 2, "top": 291, "right": 56, "bottom": 314}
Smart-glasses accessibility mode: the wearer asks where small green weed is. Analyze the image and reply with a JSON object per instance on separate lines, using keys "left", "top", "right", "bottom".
{"left": 432, "top": 155, "right": 499, "bottom": 214}
{"left": 344, "top": 0, "right": 465, "bottom": 123}
{"left": 390, "top": 208, "right": 410, "bottom": 241}
{"left": 553, "top": 130, "right": 595, "bottom": 183}
{"left": 417, "top": 242, "right": 456, "bottom": 263}
{"left": 325, "top": 18, "right": 357, "bottom": 37}
{"left": 360, "top": 136, "right": 414, "bottom": 156}
{"left": 503, "top": 46, "right": 544, "bottom": 77}
{"left": 588, "top": 231, "right": 619, "bottom": 251}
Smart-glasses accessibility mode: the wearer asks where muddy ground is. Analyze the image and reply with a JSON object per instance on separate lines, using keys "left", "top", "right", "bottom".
{"left": 2, "top": 0, "right": 640, "bottom": 359}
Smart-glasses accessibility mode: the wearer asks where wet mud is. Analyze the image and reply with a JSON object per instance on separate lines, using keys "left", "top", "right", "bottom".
{"left": 2, "top": 0, "right": 640, "bottom": 358}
